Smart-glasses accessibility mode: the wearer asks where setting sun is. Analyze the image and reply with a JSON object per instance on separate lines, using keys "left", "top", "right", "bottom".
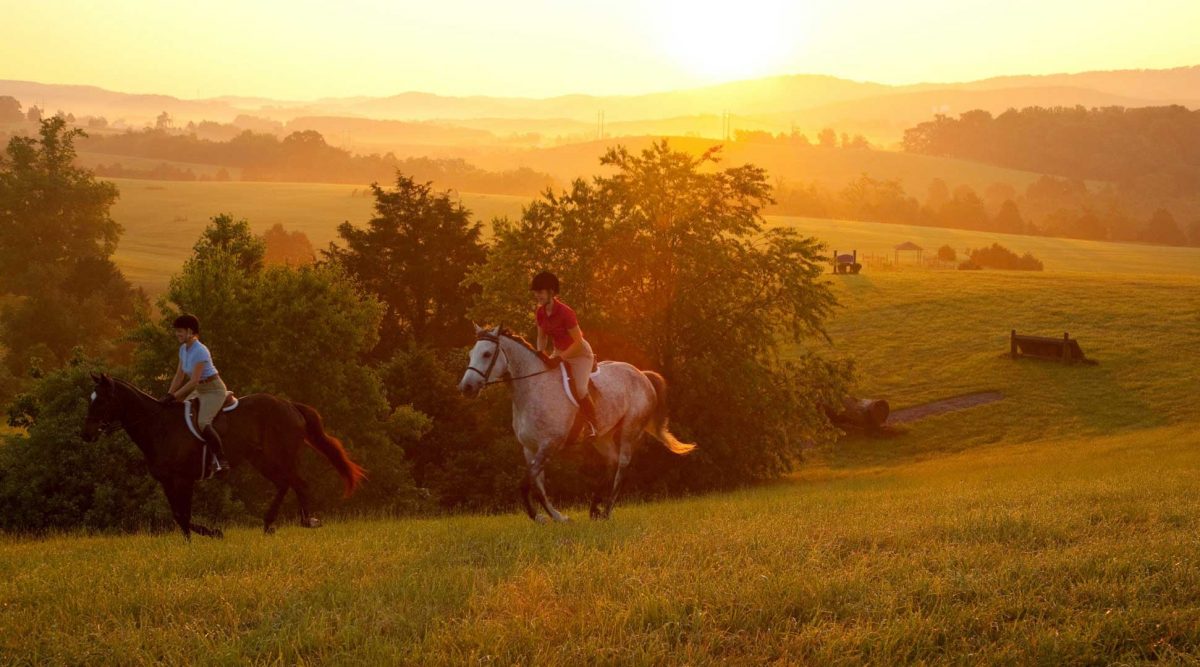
{"left": 651, "top": 0, "right": 801, "bottom": 81}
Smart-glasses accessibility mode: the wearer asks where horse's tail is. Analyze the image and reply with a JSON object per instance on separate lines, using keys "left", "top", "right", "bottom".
{"left": 293, "top": 402, "right": 367, "bottom": 497}
{"left": 641, "top": 371, "right": 696, "bottom": 455}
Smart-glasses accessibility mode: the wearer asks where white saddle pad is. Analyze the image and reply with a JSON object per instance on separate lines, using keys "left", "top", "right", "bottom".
{"left": 184, "top": 392, "right": 239, "bottom": 440}
{"left": 560, "top": 364, "right": 603, "bottom": 408}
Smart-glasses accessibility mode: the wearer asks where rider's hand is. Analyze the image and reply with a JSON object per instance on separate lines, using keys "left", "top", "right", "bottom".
{"left": 159, "top": 393, "right": 177, "bottom": 405}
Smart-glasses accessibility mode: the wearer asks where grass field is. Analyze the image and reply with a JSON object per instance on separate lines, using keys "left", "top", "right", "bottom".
{"left": 4, "top": 185, "right": 1200, "bottom": 663}
{"left": 104, "top": 178, "right": 528, "bottom": 291}
{"left": 105, "top": 178, "right": 1193, "bottom": 294}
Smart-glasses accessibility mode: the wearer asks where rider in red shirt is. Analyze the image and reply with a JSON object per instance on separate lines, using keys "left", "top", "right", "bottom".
{"left": 531, "top": 271, "right": 597, "bottom": 438}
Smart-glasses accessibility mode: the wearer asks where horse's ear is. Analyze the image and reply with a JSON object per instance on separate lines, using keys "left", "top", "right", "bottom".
{"left": 494, "top": 322, "right": 503, "bottom": 334}
{"left": 90, "top": 372, "right": 101, "bottom": 383}
{"left": 473, "top": 322, "right": 483, "bottom": 334}
{"left": 100, "top": 374, "right": 113, "bottom": 386}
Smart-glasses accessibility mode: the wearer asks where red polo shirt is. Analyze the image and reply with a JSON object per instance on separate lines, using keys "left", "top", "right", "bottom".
{"left": 536, "top": 298, "right": 579, "bottom": 351}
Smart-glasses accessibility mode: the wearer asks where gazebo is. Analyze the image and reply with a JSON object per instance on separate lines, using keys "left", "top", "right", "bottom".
{"left": 893, "top": 241, "right": 924, "bottom": 264}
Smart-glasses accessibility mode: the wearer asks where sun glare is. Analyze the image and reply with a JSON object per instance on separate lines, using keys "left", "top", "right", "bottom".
{"left": 651, "top": 0, "right": 800, "bottom": 82}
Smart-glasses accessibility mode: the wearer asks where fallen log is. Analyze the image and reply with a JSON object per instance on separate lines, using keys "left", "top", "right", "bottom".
{"left": 826, "top": 397, "right": 891, "bottom": 429}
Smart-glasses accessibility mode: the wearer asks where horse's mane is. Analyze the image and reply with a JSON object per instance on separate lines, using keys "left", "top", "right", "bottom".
{"left": 497, "top": 327, "right": 539, "bottom": 354}
{"left": 110, "top": 376, "right": 156, "bottom": 401}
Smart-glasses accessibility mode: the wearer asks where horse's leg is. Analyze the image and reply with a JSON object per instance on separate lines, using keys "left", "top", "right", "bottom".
{"left": 162, "top": 477, "right": 191, "bottom": 541}
{"left": 604, "top": 430, "right": 637, "bottom": 519}
{"left": 590, "top": 433, "right": 619, "bottom": 520}
{"left": 519, "top": 446, "right": 545, "bottom": 523}
{"left": 529, "top": 441, "right": 569, "bottom": 523}
{"left": 262, "top": 480, "right": 290, "bottom": 534}
{"left": 289, "top": 472, "right": 321, "bottom": 528}
{"left": 167, "top": 477, "right": 222, "bottom": 539}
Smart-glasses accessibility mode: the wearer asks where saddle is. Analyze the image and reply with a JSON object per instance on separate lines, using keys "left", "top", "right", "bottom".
{"left": 183, "top": 392, "right": 239, "bottom": 481}
{"left": 183, "top": 391, "right": 239, "bottom": 441}
{"left": 559, "top": 363, "right": 605, "bottom": 407}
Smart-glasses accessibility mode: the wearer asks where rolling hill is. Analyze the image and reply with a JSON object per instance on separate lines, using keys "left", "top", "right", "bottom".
{"left": 2, "top": 227, "right": 1198, "bottom": 663}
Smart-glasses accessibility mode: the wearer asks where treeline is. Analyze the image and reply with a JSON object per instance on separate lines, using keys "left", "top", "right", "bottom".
{"left": 772, "top": 173, "right": 1200, "bottom": 247}
{"left": 903, "top": 106, "right": 1200, "bottom": 193}
{"left": 73, "top": 128, "right": 555, "bottom": 195}
{"left": 900, "top": 106, "right": 1200, "bottom": 245}
{"left": 0, "top": 124, "right": 848, "bottom": 533}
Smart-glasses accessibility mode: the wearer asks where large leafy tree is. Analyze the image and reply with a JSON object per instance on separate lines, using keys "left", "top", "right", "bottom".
{"left": 327, "top": 174, "right": 486, "bottom": 354}
{"left": 468, "top": 141, "right": 851, "bottom": 491}
{"left": 129, "top": 216, "right": 428, "bottom": 518}
{"left": 0, "top": 117, "right": 143, "bottom": 378}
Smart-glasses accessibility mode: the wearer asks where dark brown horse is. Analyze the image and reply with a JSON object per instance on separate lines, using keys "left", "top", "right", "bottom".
{"left": 81, "top": 374, "right": 365, "bottom": 539}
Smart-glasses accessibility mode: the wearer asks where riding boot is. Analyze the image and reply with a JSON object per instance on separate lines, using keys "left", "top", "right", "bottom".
{"left": 201, "top": 425, "right": 231, "bottom": 475}
{"left": 576, "top": 393, "right": 599, "bottom": 439}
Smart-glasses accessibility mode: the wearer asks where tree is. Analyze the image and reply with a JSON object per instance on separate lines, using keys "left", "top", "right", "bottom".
{"left": 327, "top": 173, "right": 486, "bottom": 354}
{"left": 0, "top": 117, "right": 121, "bottom": 293}
{"left": 130, "top": 217, "right": 428, "bottom": 517}
{"left": 25, "top": 106, "right": 42, "bottom": 123}
{"left": 817, "top": 127, "right": 837, "bottom": 148}
{"left": 0, "top": 117, "right": 143, "bottom": 375}
{"left": 155, "top": 111, "right": 172, "bottom": 131}
{"left": 994, "top": 199, "right": 1026, "bottom": 234}
{"left": 1141, "top": 208, "right": 1187, "bottom": 246}
{"left": 261, "top": 223, "right": 315, "bottom": 266}
{"left": 939, "top": 185, "right": 990, "bottom": 231}
{"left": 0, "top": 96, "right": 22, "bottom": 123}
{"left": 925, "top": 178, "right": 950, "bottom": 212}
{"left": 937, "top": 245, "right": 956, "bottom": 262}
{"left": 467, "top": 141, "right": 850, "bottom": 492}
{"left": 192, "top": 213, "right": 265, "bottom": 273}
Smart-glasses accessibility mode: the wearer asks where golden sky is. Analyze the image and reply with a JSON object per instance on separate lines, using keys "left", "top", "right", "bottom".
{"left": 2, "top": 0, "right": 1198, "bottom": 99}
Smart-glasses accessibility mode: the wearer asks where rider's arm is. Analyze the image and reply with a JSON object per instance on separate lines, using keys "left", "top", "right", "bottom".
{"left": 559, "top": 326, "right": 586, "bottom": 359}
{"left": 537, "top": 328, "right": 548, "bottom": 355}
{"left": 167, "top": 362, "right": 185, "bottom": 394}
{"left": 171, "top": 362, "right": 205, "bottom": 401}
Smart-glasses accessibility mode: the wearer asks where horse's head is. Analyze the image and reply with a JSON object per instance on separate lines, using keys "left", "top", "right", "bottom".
{"left": 459, "top": 324, "right": 509, "bottom": 398}
{"left": 81, "top": 373, "right": 121, "bottom": 442}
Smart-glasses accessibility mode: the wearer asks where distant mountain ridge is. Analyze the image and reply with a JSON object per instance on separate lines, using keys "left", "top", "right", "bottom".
{"left": 2, "top": 66, "right": 1197, "bottom": 147}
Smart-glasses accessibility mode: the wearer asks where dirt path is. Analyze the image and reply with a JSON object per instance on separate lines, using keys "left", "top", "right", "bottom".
{"left": 886, "top": 391, "right": 1005, "bottom": 425}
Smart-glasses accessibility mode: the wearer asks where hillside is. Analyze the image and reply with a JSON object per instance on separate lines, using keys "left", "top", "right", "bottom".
{"left": 2, "top": 242, "right": 1197, "bottom": 663}
{"left": 4, "top": 65, "right": 1196, "bottom": 146}
{"left": 101, "top": 178, "right": 1199, "bottom": 294}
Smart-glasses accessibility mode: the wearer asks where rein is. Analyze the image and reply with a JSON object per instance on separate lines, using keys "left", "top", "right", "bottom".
{"left": 468, "top": 332, "right": 557, "bottom": 387}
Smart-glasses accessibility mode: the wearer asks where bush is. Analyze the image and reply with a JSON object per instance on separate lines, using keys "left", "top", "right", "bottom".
{"left": 968, "top": 243, "right": 1043, "bottom": 270}
{"left": 0, "top": 356, "right": 243, "bottom": 533}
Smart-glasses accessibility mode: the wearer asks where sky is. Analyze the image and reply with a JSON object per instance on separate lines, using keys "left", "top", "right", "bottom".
{"left": 2, "top": 0, "right": 1198, "bottom": 100}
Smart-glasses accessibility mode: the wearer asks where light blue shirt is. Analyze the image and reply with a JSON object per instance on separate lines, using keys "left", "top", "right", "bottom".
{"left": 179, "top": 340, "right": 218, "bottom": 380}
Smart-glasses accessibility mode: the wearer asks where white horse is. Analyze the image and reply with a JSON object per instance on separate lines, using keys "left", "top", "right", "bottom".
{"left": 458, "top": 325, "right": 695, "bottom": 522}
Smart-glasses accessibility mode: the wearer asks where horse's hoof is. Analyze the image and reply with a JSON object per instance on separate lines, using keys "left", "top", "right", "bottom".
{"left": 213, "top": 529, "right": 225, "bottom": 539}
{"left": 533, "top": 514, "right": 550, "bottom": 524}
{"left": 301, "top": 517, "right": 322, "bottom": 529}
{"left": 554, "top": 515, "right": 572, "bottom": 523}
{"left": 263, "top": 524, "right": 276, "bottom": 535}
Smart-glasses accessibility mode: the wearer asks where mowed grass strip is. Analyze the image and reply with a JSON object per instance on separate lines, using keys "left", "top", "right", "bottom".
{"left": 2, "top": 423, "right": 1198, "bottom": 664}
{"left": 806, "top": 269, "right": 1200, "bottom": 467}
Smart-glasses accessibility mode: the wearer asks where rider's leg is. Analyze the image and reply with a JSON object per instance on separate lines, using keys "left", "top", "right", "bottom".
{"left": 196, "top": 378, "right": 230, "bottom": 472}
{"left": 565, "top": 341, "right": 597, "bottom": 437}
{"left": 576, "top": 393, "right": 599, "bottom": 438}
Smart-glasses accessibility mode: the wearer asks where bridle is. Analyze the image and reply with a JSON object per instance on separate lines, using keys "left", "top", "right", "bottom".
{"left": 87, "top": 384, "right": 155, "bottom": 437}
{"left": 466, "top": 330, "right": 557, "bottom": 387}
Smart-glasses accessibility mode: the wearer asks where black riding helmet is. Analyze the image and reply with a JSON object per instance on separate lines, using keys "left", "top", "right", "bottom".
{"left": 173, "top": 313, "right": 201, "bottom": 334}
{"left": 530, "top": 271, "right": 560, "bottom": 293}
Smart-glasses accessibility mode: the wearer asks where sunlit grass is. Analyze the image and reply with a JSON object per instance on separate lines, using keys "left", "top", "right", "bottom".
{"left": 5, "top": 193, "right": 1198, "bottom": 663}
{"left": 3, "top": 423, "right": 1198, "bottom": 663}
